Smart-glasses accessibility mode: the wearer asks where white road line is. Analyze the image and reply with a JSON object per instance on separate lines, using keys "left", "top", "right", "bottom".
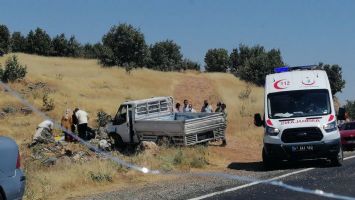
{"left": 189, "top": 155, "right": 355, "bottom": 200}
{"left": 344, "top": 155, "right": 355, "bottom": 160}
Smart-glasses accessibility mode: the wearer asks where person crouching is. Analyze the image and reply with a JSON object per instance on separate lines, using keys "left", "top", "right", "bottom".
{"left": 30, "top": 120, "right": 55, "bottom": 147}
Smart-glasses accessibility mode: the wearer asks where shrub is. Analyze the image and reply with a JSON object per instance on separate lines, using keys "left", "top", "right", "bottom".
{"left": 2, "top": 105, "right": 17, "bottom": 114}
{"left": 89, "top": 171, "right": 113, "bottom": 183}
{"left": 238, "top": 85, "right": 252, "bottom": 100}
{"left": 42, "top": 93, "right": 55, "bottom": 111}
{"left": 180, "top": 59, "right": 201, "bottom": 71}
{"left": 173, "top": 149, "right": 184, "bottom": 165}
{"left": 96, "top": 110, "right": 112, "bottom": 127}
{"left": 0, "top": 55, "right": 27, "bottom": 83}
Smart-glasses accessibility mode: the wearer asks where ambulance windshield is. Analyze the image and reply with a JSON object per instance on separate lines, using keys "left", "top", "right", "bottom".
{"left": 268, "top": 89, "right": 331, "bottom": 119}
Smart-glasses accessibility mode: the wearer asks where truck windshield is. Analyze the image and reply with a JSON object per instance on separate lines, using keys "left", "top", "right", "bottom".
{"left": 268, "top": 89, "right": 331, "bottom": 119}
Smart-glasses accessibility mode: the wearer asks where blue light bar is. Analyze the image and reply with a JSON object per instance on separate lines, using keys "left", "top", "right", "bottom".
{"left": 274, "top": 66, "right": 290, "bottom": 73}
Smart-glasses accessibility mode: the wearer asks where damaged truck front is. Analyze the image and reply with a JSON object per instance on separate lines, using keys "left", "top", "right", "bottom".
{"left": 106, "top": 96, "right": 226, "bottom": 149}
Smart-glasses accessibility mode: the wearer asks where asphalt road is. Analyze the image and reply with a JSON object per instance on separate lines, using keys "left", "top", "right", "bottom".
{"left": 200, "top": 152, "right": 355, "bottom": 200}
{"left": 81, "top": 151, "right": 355, "bottom": 200}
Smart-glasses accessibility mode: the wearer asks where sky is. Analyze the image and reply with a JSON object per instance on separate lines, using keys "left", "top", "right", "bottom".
{"left": 0, "top": 0, "right": 354, "bottom": 103}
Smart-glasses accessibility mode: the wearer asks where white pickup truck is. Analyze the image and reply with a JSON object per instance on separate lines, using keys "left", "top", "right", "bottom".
{"left": 106, "top": 96, "right": 226, "bottom": 148}
{"left": 254, "top": 65, "right": 346, "bottom": 168}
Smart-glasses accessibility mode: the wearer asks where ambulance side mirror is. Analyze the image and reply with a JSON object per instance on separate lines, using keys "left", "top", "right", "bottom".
{"left": 337, "top": 107, "right": 346, "bottom": 121}
{"left": 254, "top": 113, "right": 264, "bottom": 127}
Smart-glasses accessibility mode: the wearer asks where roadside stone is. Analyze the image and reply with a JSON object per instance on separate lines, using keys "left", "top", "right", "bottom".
{"left": 20, "top": 107, "right": 33, "bottom": 115}
{"left": 0, "top": 112, "right": 6, "bottom": 118}
{"left": 99, "top": 139, "right": 111, "bottom": 151}
{"left": 41, "top": 157, "right": 57, "bottom": 166}
{"left": 96, "top": 127, "right": 109, "bottom": 139}
{"left": 139, "top": 141, "right": 159, "bottom": 154}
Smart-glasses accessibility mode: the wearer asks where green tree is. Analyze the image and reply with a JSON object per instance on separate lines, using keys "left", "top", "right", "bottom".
{"left": 51, "top": 33, "right": 69, "bottom": 56}
{"left": 231, "top": 45, "right": 284, "bottom": 86}
{"left": 180, "top": 59, "right": 200, "bottom": 71}
{"left": 317, "top": 63, "right": 346, "bottom": 95}
{"left": 0, "top": 24, "right": 10, "bottom": 54}
{"left": 0, "top": 55, "right": 27, "bottom": 83}
{"left": 25, "top": 30, "right": 35, "bottom": 53}
{"left": 204, "top": 48, "right": 229, "bottom": 72}
{"left": 101, "top": 23, "right": 148, "bottom": 66}
{"left": 149, "top": 40, "right": 183, "bottom": 71}
{"left": 11, "top": 32, "right": 26, "bottom": 52}
{"left": 67, "top": 36, "right": 82, "bottom": 57}
{"left": 97, "top": 45, "right": 116, "bottom": 67}
{"left": 344, "top": 100, "right": 355, "bottom": 120}
{"left": 26, "top": 28, "right": 51, "bottom": 55}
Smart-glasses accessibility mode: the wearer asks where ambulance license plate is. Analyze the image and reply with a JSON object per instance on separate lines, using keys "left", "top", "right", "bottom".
{"left": 291, "top": 145, "right": 313, "bottom": 152}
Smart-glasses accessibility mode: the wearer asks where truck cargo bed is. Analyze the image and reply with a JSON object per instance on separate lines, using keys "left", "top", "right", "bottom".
{"left": 134, "top": 112, "right": 226, "bottom": 145}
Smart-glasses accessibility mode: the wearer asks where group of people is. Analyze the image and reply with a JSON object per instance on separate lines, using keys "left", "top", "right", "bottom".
{"left": 174, "top": 99, "right": 228, "bottom": 146}
{"left": 174, "top": 99, "right": 227, "bottom": 116}
{"left": 61, "top": 108, "right": 91, "bottom": 141}
{"left": 30, "top": 108, "right": 90, "bottom": 146}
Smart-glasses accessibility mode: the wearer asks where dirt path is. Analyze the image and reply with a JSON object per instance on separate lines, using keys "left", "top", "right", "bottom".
{"left": 173, "top": 75, "right": 220, "bottom": 111}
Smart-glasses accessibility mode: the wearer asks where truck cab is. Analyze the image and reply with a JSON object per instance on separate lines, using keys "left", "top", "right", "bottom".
{"left": 106, "top": 96, "right": 173, "bottom": 148}
{"left": 254, "top": 66, "right": 343, "bottom": 168}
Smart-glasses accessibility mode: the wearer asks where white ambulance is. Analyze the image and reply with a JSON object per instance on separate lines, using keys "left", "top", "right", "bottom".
{"left": 254, "top": 66, "right": 345, "bottom": 168}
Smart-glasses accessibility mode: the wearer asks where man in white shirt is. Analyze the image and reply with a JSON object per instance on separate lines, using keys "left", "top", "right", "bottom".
{"left": 31, "top": 119, "right": 55, "bottom": 146}
{"left": 183, "top": 99, "right": 190, "bottom": 112}
{"left": 74, "top": 108, "right": 89, "bottom": 140}
{"left": 201, "top": 100, "right": 213, "bottom": 113}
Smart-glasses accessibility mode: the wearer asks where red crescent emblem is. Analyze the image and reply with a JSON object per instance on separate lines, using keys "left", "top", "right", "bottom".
{"left": 274, "top": 79, "right": 288, "bottom": 89}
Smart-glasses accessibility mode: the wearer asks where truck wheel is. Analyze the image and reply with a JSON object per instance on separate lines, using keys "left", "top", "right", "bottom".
{"left": 262, "top": 148, "right": 277, "bottom": 170}
{"left": 330, "top": 146, "right": 343, "bottom": 167}
{"left": 109, "top": 133, "right": 126, "bottom": 151}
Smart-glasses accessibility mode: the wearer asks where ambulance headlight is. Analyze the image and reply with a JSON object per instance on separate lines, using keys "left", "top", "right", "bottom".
{"left": 265, "top": 126, "right": 280, "bottom": 136}
{"left": 323, "top": 121, "right": 337, "bottom": 133}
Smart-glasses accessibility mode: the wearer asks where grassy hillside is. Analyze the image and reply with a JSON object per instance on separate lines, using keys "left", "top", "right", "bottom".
{"left": 0, "top": 53, "right": 264, "bottom": 199}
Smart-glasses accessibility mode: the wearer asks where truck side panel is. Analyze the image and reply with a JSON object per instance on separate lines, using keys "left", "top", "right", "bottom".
{"left": 134, "top": 120, "right": 185, "bottom": 135}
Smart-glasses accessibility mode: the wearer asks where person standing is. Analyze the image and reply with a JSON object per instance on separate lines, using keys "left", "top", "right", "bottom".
{"left": 183, "top": 99, "right": 190, "bottom": 112}
{"left": 215, "top": 102, "right": 222, "bottom": 112}
{"left": 221, "top": 103, "right": 227, "bottom": 118}
{"left": 201, "top": 100, "right": 213, "bottom": 113}
{"left": 72, "top": 110, "right": 78, "bottom": 132}
{"left": 174, "top": 103, "right": 182, "bottom": 112}
{"left": 188, "top": 104, "right": 196, "bottom": 112}
{"left": 220, "top": 103, "right": 227, "bottom": 146}
{"left": 75, "top": 108, "right": 89, "bottom": 140}
{"left": 61, "top": 108, "right": 73, "bottom": 142}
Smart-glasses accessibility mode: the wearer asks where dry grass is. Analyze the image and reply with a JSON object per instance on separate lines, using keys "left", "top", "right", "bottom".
{"left": 0, "top": 53, "right": 265, "bottom": 199}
